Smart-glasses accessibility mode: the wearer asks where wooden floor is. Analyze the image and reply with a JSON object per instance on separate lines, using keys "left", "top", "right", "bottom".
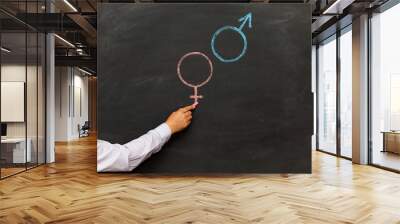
{"left": 1, "top": 135, "right": 400, "bottom": 224}
{"left": 1, "top": 167, "right": 26, "bottom": 178}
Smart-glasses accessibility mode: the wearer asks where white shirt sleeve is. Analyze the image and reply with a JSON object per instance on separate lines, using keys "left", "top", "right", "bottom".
{"left": 97, "top": 123, "right": 172, "bottom": 172}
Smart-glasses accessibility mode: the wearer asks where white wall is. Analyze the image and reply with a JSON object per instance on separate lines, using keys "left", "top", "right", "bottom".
{"left": 55, "top": 67, "right": 89, "bottom": 141}
{"left": 1, "top": 63, "right": 46, "bottom": 164}
{"left": 1, "top": 64, "right": 41, "bottom": 138}
{"left": 1, "top": 65, "right": 26, "bottom": 135}
{"left": 72, "top": 73, "right": 89, "bottom": 138}
{"left": 1, "top": 65, "right": 27, "bottom": 139}
{"left": 1, "top": 82, "right": 25, "bottom": 122}
{"left": 55, "top": 67, "right": 70, "bottom": 141}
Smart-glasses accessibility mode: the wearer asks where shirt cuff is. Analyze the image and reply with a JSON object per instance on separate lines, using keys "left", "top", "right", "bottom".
{"left": 154, "top": 123, "right": 172, "bottom": 143}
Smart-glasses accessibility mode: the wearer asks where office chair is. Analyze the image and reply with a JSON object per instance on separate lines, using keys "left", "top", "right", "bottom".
{"left": 79, "top": 121, "right": 90, "bottom": 138}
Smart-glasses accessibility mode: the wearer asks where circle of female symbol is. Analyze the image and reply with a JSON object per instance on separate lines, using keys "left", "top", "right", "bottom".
{"left": 177, "top": 51, "right": 214, "bottom": 104}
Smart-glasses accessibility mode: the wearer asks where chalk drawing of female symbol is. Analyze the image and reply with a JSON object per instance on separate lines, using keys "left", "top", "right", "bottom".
{"left": 177, "top": 51, "right": 213, "bottom": 105}
{"left": 211, "top": 12, "right": 253, "bottom": 63}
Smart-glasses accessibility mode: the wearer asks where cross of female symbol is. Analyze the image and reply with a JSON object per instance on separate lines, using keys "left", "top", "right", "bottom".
{"left": 177, "top": 51, "right": 214, "bottom": 104}
{"left": 190, "top": 86, "right": 202, "bottom": 103}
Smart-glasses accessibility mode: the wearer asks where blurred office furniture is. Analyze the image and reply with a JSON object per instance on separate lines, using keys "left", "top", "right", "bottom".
{"left": 382, "top": 131, "right": 400, "bottom": 154}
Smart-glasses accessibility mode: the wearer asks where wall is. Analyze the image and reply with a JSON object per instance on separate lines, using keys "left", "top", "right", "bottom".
{"left": 55, "top": 67, "right": 69, "bottom": 141}
{"left": 1, "top": 63, "right": 46, "bottom": 165}
{"left": 1, "top": 64, "right": 42, "bottom": 138}
{"left": 55, "top": 67, "right": 89, "bottom": 141}
{"left": 1, "top": 65, "right": 25, "bottom": 138}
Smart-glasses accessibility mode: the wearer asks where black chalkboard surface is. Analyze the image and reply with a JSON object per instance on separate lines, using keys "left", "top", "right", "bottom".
{"left": 98, "top": 3, "right": 312, "bottom": 173}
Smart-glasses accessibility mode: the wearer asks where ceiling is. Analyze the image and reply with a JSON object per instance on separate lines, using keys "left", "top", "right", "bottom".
{"left": 0, "top": 0, "right": 392, "bottom": 74}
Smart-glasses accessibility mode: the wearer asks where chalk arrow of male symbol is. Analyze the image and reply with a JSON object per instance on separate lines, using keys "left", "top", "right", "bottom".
{"left": 238, "top": 12, "right": 253, "bottom": 30}
{"left": 211, "top": 12, "right": 253, "bottom": 63}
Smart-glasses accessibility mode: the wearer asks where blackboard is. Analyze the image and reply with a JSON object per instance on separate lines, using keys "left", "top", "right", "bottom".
{"left": 98, "top": 3, "right": 312, "bottom": 173}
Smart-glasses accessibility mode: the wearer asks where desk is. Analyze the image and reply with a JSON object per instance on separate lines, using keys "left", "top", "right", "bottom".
{"left": 1, "top": 138, "right": 31, "bottom": 163}
{"left": 382, "top": 131, "right": 400, "bottom": 154}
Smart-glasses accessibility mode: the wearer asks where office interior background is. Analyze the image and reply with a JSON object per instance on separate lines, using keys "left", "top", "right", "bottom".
{"left": 1, "top": 0, "right": 398, "bottom": 177}
{"left": 0, "top": 0, "right": 400, "bottom": 222}
{"left": 0, "top": 0, "right": 97, "bottom": 178}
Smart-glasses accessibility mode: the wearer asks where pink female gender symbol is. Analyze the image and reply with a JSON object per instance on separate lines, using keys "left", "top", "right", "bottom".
{"left": 177, "top": 51, "right": 214, "bottom": 104}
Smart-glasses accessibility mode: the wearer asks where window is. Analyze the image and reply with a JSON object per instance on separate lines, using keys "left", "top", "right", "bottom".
{"left": 317, "top": 36, "right": 337, "bottom": 154}
{"left": 370, "top": 3, "right": 400, "bottom": 171}
{"left": 339, "top": 27, "right": 352, "bottom": 158}
{"left": 316, "top": 25, "right": 353, "bottom": 159}
{"left": 312, "top": 46, "right": 317, "bottom": 150}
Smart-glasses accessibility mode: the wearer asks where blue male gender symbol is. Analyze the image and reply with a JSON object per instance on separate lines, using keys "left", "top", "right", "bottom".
{"left": 211, "top": 13, "right": 252, "bottom": 63}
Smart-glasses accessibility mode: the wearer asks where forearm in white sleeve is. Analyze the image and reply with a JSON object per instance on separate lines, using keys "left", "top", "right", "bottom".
{"left": 124, "top": 123, "right": 171, "bottom": 170}
{"left": 97, "top": 123, "right": 171, "bottom": 172}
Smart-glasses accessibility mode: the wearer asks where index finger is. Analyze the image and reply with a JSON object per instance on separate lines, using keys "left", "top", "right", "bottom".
{"left": 180, "top": 104, "right": 195, "bottom": 112}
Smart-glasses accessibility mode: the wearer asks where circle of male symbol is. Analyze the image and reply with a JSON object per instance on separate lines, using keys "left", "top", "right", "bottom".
{"left": 177, "top": 51, "right": 214, "bottom": 104}
{"left": 211, "top": 25, "right": 247, "bottom": 63}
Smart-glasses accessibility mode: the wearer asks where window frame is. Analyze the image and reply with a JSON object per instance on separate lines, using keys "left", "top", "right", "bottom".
{"left": 316, "top": 24, "right": 353, "bottom": 161}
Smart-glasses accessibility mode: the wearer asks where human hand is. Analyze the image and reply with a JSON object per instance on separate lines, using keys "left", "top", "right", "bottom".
{"left": 166, "top": 103, "right": 197, "bottom": 134}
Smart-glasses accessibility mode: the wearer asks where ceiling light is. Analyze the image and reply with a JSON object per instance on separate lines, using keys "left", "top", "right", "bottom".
{"left": 76, "top": 49, "right": 85, "bottom": 55}
{"left": 1, "top": 47, "right": 11, "bottom": 53}
{"left": 63, "top": 0, "right": 78, "bottom": 12}
{"left": 54, "top": 34, "right": 75, "bottom": 48}
{"left": 323, "top": 0, "right": 355, "bottom": 15}
{"left": 78, "top": 67, "right": 93, "bottom": 76}
{"left": 322, "top": 0, "right": 340, "bottom": 14}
